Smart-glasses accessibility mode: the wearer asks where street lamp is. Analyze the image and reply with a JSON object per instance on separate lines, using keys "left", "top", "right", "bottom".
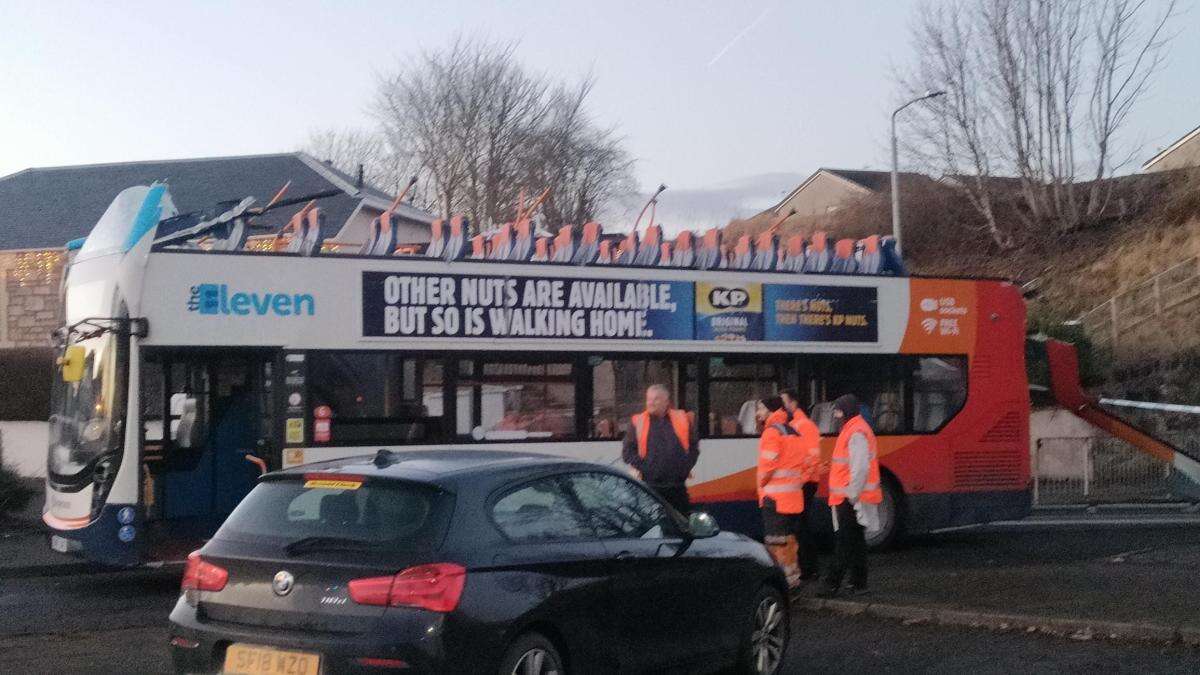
{"left": 891, "top": 90, "right": 945, "bottom": 253}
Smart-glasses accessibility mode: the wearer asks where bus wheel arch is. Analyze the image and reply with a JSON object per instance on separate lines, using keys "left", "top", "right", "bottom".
{"left": 864, "top": 469, "right": 906, "bottom": 551}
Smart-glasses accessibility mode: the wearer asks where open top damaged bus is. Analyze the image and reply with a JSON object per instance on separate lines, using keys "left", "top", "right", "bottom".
{"left": 44, "top": 184, "right": 1030, "bottom": 566}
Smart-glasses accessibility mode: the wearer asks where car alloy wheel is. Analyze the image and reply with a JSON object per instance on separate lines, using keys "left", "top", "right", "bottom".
{"left": 751, "top": 594, "right": 786, "bottom": 674}
{"left": 510, "top": 647, "right": 561, "bottom": 675}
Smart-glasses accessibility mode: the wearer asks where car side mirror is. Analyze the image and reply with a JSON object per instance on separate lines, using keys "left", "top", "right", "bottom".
{"left": 688, "top": 511, "right": 720, "bottom": 538}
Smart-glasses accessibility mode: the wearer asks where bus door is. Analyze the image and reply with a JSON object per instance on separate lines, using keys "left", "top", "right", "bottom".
{"left": 141, "top": 351, "right": 275, "bottom": 539}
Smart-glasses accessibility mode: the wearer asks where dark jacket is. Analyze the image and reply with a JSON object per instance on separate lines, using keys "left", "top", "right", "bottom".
{"left": 621, "top": 412, "right": 700, "bottom": 486}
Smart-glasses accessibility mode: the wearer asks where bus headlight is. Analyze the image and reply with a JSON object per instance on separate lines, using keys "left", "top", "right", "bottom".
{"left": 81, "top": 418, "right": 106, "bottom": 443}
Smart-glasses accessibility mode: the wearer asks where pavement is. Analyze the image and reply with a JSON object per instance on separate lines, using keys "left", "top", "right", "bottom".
{"left": 793, "top": 505, "right": 1200, "bottom": 639}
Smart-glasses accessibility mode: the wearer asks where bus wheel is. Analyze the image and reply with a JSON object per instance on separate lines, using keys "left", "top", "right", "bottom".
{"left": 864, "top": 474, "right": 905, "bottom": 550}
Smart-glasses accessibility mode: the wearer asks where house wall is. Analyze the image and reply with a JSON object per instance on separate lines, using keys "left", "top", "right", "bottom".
{"left": 778, "top": 172, "right": 869, "bottom": 217}
{"left": 1146, "top": 133, "right": 1200, "bottom": 172}
{"left": 0, "top": 249, "right": 65, "bottom": 348}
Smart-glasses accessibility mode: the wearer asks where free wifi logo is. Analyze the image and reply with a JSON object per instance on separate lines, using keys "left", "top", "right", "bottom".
{"left": 921, "top": 317, "right": 938, "bottom": 334}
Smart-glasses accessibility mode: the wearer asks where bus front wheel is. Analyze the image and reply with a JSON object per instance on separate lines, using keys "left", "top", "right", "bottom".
{"left": 864, "top": 473, "right": 905, "bottom": 550}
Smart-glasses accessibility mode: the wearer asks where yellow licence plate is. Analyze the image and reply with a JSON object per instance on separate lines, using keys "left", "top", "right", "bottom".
{"left": 223, "top": 643, "right": 321, "bottom": 675}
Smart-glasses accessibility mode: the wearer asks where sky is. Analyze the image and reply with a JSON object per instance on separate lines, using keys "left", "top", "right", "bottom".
{"left": 1, "top": 0, "right": 1198, "bottom": 192}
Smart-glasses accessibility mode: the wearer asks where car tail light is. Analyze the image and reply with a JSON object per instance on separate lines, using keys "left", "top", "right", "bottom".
{"left": 181, "top": 550, "right": 229, "bottom": 592}
{"left": 348, "top": 563, "right": 466, "bottom": 612}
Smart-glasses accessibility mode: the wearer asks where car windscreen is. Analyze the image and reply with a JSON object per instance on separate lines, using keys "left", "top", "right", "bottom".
{"left": 214, "top": 477, "right": 453, "bottom": 552}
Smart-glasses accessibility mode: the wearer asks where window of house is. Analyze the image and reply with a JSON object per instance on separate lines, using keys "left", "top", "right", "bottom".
{"left": 456, "top": 360, "right": 575, "bottom": 441}
{"left": 307, "top": 352, "right": 444, "bottom": 445}
{"left": 912, "top": 356, "right": 968, "bottom": 432}
{"left": 589, "top": 359, "right": 685, "bottom": 440}
{"left": 491, "top": 476, "right": 595, "bottom": 542}
{"left": 706, "top": 357, "right": 788, "bottom": 437}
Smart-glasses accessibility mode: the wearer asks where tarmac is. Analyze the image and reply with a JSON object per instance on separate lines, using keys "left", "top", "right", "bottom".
{"left": 4, "top": 503, "right": 1200, "bottom": 647}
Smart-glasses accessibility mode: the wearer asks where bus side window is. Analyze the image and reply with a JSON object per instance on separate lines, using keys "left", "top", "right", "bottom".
{"left": 912, "top": 357, "right": 967, "bottom": 432}
{"left": 589, "top": 359, "right": 683, "bottom": 440}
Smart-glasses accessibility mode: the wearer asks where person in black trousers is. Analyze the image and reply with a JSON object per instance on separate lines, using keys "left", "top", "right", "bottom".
{"left": 621, "top": 384, "right": 699, "bottom": 515}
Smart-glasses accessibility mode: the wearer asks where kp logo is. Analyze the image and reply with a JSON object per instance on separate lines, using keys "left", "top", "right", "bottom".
{"left": 188, "top": 283, "right": 315, "bottom": 317}
{"left": 708, "top": 287, "right": 751, "bottom": 309}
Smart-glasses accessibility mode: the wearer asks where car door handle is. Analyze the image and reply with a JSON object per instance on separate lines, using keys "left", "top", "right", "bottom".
{"left": 613, "top": 550, "right": 634, "bottom": 561}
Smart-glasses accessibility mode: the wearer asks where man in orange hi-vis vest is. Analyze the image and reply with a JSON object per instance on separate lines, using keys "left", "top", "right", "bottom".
{"left": 622, "top": 384, "right": 699, "bottom": 515}
{"left": 780, "top": 388, "right": 823, "bottom": 582}
{"left": 817, "top": 394, "right": 881, "bottom": 598}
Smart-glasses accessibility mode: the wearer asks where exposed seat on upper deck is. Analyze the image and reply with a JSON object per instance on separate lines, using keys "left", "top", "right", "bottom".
{"left": 571, "top": 222, "right": 602, "bottom": 265}
{"left": 802, "top": 231, "right": 830, "bottom": 273}
{"left": 695, "top": 228, "right": 724, "bottom": 270}
{"left": 487, "top": 223, "right": 513, "bottom": 261}
{"left": 633, "top": 225, "right": 662, "bottom": 266}
{"left": 670, "top": 231, "right": 695, "bottom": 268}
{"left": 551, "top": 225, "right": 577, "bottom": 263}
{"left": 614, "top": 230, "right": 639, "bottom": 265}
{"left": 751, "top": 231, "right": 777, "bottom": 271}
{"left": 443, "top": 215, "right": 468, "bottom": 261}
{"left": 509, "top": 219, "right": 534, "bottom": 261}
{"left": 829, "top": 238, "right": 857, "bottom": 274}
{"left": 424, "top": 218, "right": 446, "bottom": 258}
{"left": 879, "top": 235, "right": 906, "bottom": 275}
{"left": 530, "top": 236, "right": 551, "bottom": 262}
{"left": 857, "top": 235, "right": 881, "bottom": 274}
{"left": 778, "top": 235, "right": 805, "bottom": 272}
{"left": 729, "top": 235, "right": 753, "bottom": 270}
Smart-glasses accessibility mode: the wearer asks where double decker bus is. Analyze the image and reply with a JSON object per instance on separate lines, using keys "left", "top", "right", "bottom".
{"left": 45, "top": 184, "right": 1030, "bottom": 566}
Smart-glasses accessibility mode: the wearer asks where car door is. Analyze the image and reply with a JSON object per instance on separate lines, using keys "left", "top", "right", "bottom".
{"left": 563, "top": 471, "right": 728, "bottom": 670}
{"left": 488, "top": 475, "right": 618, "bottom": 669}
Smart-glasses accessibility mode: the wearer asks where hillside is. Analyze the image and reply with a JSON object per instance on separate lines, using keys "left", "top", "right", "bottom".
{"left": 725, "top": 169, "right": 1200, "bottom": 359}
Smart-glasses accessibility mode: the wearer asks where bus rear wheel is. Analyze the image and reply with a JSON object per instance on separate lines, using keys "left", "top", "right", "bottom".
{"left": 864, "top": 474, "right": 905, "bottom": 550}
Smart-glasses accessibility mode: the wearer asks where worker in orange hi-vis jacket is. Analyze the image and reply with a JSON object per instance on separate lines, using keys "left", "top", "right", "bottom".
{"left": 780, "top": 388, "right": 823, "bottom": 582}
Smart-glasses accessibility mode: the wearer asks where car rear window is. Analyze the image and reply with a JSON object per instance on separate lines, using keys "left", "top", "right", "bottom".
{"left": 214, "top": 477, "right": 453, "bottom": 551}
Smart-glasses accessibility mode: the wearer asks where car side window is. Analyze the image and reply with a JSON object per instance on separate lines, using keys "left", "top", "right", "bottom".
{"left": 492, "top": 476, "right": 595, "bottom": 543}
{"left": 565, "top": 472, "right": 681, "bottom": 539}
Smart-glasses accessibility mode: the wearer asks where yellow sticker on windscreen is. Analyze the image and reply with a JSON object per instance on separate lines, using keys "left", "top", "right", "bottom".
{"left": 303, "top": 479, "right": 363, "bottom": 490}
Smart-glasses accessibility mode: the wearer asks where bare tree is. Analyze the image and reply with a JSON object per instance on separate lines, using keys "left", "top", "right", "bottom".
{"left": 898, "top": 0, "right": 1178, "bottom": 239}
{"left": 302, "top": 127, "right": 428, "bottom": 203}
{"left": 1087, "top": 0, "right": 1178, "bottom": 215}
{"left": 372, "top": 38, "right": 635, "bottom": 231}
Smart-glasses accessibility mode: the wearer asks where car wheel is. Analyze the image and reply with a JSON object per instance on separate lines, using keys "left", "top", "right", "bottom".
{"left": 738, "top": 585, "right": 789, "bottom": 675}
{"left": 499, "top": 631, "right": 565, "bottom": 675}
{"left": 864, "top": 474, "right": 905, "bottom": 550}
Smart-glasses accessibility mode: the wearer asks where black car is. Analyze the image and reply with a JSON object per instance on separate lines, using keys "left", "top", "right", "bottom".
{"left": 168, "top": 450, "right": 789, "bottom": 674}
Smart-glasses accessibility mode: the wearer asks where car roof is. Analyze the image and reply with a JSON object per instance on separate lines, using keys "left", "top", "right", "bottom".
{"left": 272, "top": 449, "right": 604, "bottom": 485}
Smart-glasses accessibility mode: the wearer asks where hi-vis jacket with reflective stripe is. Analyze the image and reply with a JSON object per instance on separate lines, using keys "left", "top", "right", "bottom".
{"left": 790, "top": 409, "right": 823, "bottom": 484}
{"left": 828, "top": 414, "right": 882, "bottom": 505}
{"left": 758, "top": 409, "right": 807, "bottom": 513}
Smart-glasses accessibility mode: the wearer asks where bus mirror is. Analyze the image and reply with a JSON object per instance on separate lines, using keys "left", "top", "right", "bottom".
{"left": 58, "top": 346, "right": 86, "bottom": 383}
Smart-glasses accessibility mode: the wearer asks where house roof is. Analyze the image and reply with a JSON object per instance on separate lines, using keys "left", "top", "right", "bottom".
{"left": 0, "top": 152, "right": 432, "bottom": 250}
{"left": 770, "top": 168, "right": 929, "bottom": 214}
{"left": 1142, "top": 124, "right": 1200, "bottom": 171}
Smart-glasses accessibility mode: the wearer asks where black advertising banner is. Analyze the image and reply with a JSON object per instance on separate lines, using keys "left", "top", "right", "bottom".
{"left": 763, "top": 284, "right": 878, "bottom": 342}
{"left": 362, "top": 272, "right": 695, "bottom": 340}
